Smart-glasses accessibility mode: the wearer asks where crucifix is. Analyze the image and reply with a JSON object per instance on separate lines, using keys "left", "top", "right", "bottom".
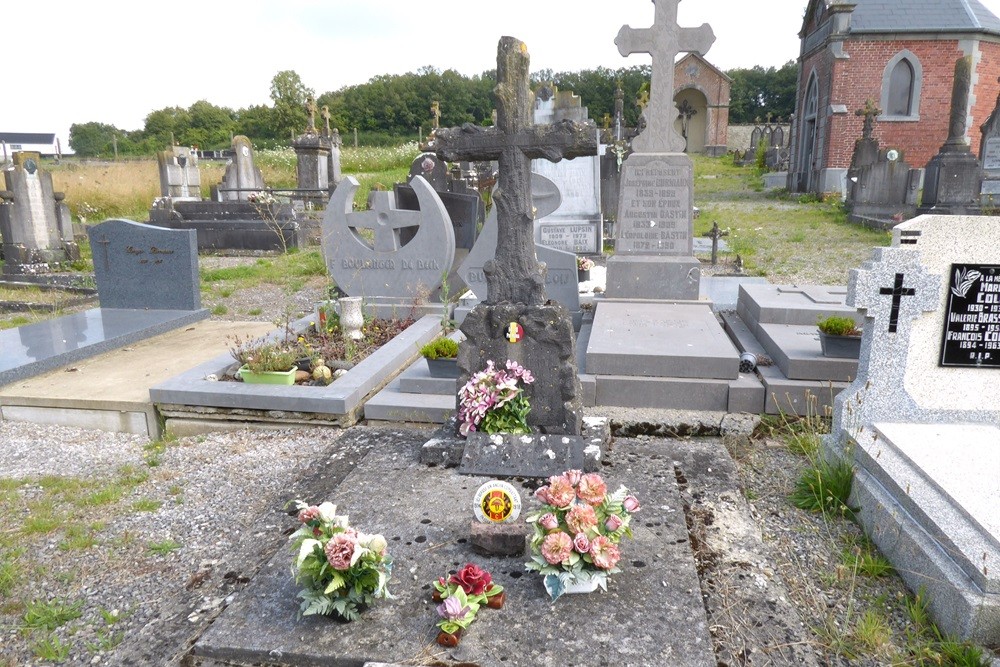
{"left": 677, "top": 98, "right": 697, "bottom": 151}
{"left": 305, "top": 97, "right": 318, "bottom": 134}
{"left": 431, "top": 37, "right": 597, "bottom": 305}
{"left": 856, "top": 99, "right": 881, "bottom": 141}
{"left": 879, "top": 272, "right": 916, "bottom": 333}
{"left": 616, "top": 0, "right": 715, "bottom": 154}
{"left": 96, "top": 234, "right": 111, "bottom": 270}
{"left": 701, "top": 221, "right": 728, "bottom": 266}
{"left": 321, "top": 105, "right": 332, "bottom": 137}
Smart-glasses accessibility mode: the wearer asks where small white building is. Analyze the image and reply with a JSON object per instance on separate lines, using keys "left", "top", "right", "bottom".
{"left": 0, "top": 133, "right": 62, "bottom": 160}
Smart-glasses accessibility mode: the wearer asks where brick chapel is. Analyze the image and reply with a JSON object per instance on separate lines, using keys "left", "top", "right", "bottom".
{"left": 788, "top": 0, "right": 1000, "bottom": 194}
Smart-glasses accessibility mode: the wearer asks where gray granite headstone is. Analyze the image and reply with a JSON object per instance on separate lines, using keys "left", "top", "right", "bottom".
{"left": 393, "top": 183, "right": 482, "bottom": 250}
{"left": 219, "top": 136, "right": 266, "bottom": 201}
{"left": 322, "top": 176, "right": 455, "bottom": 300}
{"left": 979, "top": 82, "right": 1000, "bottom": 196}
{"left": 86, "top": 219, "right": 200, "bottom": 310}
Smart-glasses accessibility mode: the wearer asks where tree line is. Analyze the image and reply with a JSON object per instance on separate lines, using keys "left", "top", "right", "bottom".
{"left": 69, "top": 62, "right": 797, "bottom": 157}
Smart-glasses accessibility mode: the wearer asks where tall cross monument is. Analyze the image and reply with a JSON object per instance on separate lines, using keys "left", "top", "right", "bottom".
{"left": 606, "top": 0, "right": 715, "bottom": 299}
{"left": 431, "top": 36, "right": 598, "bottom": 435}
{"left": 615, "top": 0, "right": 715, "bottom": 154}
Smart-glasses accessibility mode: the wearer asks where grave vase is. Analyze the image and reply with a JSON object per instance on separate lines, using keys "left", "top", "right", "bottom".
{"left": 425, "top": 357, "right": 459, "bottom": 378}
{"left": 819, "top": 333, "right": 861, "bottom": 359}
{"left": 340, "top": 297, "right": 364, "bottom": 340}
{"left": 562, "top": 578, "right": 600, "bottom": 594}
{"left": 577, "top": 269, "right": 591, "bottom": 282}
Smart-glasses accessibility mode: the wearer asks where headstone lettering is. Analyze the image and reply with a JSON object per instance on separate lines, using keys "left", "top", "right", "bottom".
{"left": 940, "top": 264, "right": 1000, "bottom": 366}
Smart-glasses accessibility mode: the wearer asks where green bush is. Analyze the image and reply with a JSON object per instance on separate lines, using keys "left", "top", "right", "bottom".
{"left": 790, "top": 457, "right": 856, "bottom": 518}
{"left": 817, "top": 315, "right": 860, "bottom": 336}
{"left": 419, "top": 337, "right": 459, "bottom": 360}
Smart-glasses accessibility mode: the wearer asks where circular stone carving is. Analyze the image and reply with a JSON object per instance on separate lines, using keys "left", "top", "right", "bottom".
{"left": 321, "top": 175, "right": 455, "bottom": 299}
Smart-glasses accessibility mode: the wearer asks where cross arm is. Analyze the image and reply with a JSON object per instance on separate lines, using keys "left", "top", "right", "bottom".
{"left": 519, "top": 120, "right": 599, "bottom": 161}
{"left": 431, "top": 124, "right": 505, "bottom": 162}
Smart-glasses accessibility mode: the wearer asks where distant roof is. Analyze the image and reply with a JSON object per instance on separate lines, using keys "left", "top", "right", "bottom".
{"left": 850, "top": 0, "right": 1000, "bottom": 36}
{"left": 0, "top": 132, "right": 57, "bottom": 144}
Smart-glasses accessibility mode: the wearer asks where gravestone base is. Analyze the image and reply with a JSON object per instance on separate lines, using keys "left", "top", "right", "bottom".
{"left": 459, "top": 431, "right": 601, "bottom": 478}
{"left": 604, "top": 254, "right": 701, "bottom": 299}
{"left": 460, "top": 302, "right": 583, "bottom": 435}
{"left": 919, "top": 151, "right": 982, "bottom": 214}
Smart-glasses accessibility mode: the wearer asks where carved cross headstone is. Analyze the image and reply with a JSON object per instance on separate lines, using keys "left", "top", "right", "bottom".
{"left": 305, "top": 97, "right": 318, "bottom": 134}
{"left": 856, "top": 99, "right": 881, "bottom": 141}
{"left": 431, "top": 37, "right": 597, "bottom": 306}
{"left": 321, "top": 105, "right": 332, "bottom": 138}
{"left": 615, "top": 0, "right": 715, "bottom": 153}
{"left": 701, "top": 220, "right": 728, "bottom": 265}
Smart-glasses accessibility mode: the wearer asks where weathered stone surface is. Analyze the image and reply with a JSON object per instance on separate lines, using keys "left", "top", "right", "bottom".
{"left": 460, "top": 431, "right": 600, "bottom": 477}
{"left": 87, "top": 219, "right": 200, "bottom": 311}
{"left": 459, "top": 303, "right": 582, "bottom": 435}
{"left": 470, "top": 521, "right": 530, "bottom": 556}
{"left": 614, "top": 153, "right": 694, "bottom": 256}
{"left": 219, "top": 136, "right": 266, "bottom": 201}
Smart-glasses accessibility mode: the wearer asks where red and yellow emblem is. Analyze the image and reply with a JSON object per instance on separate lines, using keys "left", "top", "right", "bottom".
{"left": 506, "top": 322, "right": 524, "bottom": 343}
{"left": 473, "top": 481, "right": 522, "bottom": 524}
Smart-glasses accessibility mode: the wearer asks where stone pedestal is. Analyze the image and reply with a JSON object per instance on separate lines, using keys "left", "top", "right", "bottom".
{"left": 920, "top": 151, "right": 982, "bottom": 214}
{"left": 604, "top": 255, "right": 700, "bottom": 299}
{"left": 292, "top": 133, "right": 332, "bottom": 205}
{"left": 459, "top": 302, "right": 582, "bottom": 435}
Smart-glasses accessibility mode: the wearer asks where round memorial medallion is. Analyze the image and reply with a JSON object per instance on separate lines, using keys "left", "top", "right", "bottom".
{"left": 473, "top": 481, "right": 521, "bottom": 524}
{"left": 886, "top": 149, "right": 899, "bottom": 162}
{"left": 242, "top": 145, "right": 250, "bottom": 157}
{"left": 506, "top": 322, "right": 524, "bottom": 343}
{"left": 24, "top": 158, "right": 38, "bottom": 175}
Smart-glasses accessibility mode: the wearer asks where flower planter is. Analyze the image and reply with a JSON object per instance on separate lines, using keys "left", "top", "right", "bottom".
{"left": 577, "top": 269, "right": 591, "bottom": 282}
{"left": 425, "top": 357, "right": 459, "bottom": 378}
{"left": 237, "top": 365, "right": 296, "bottom": 385}
{"left": 563, "top": 578, "right": 600, "bottom": 594}
{"left": 819, "top": 333, "right": 861, "bottom": 359}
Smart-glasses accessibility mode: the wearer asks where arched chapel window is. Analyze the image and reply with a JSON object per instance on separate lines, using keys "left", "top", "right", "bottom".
{"left": 881, "top": 51, "right": 922, "bottom": 120}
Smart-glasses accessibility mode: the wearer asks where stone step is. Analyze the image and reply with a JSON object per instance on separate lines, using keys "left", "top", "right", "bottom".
{"left": 593, "top": 373, "right": 763, "bottom": 413}
{"left": 756, "top": 322, "right": 859, "bottom": 382}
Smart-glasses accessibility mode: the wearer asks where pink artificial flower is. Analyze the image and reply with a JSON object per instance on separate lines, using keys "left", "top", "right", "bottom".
{"left": 298, "top": 506, "right": 320, "bottom": 524}
{"left": 573, "top": 533, "right": 591, "bottom": 553}
{"left": 437, "top": 595, "right": 470, "bottom": 621}
{"left": 539, "top": 513, "right": 559, "bottom": 530}
{"left": 450, "top": 563, "right": 492, "bottom": 596}
{"left": 564, "top": 469, "right": 583, "bottom": 487}
{"left": 623, "top": 495, "right": 641, "bottom": 513}
{"left": 546, "top": 476, "right": 576, "bottom": 508}
{"left": 589, "top": 536, "right": 621, "bottom": 570}
{"left": 605, "top": 514, "right": 624, "bottom": 532}
{"left": 577, "top": 474, "right": 608, "bottom": 505}
{"left": 540, "top": 531, "right": 573, "bottom": 565}
{"left": 534, "top": 486, "right": 552, "bottom": 505}
{"left": 325, "top": 533, "right": 359, "bottom": 570}
{"left": 566, "top": 504, "right": 598, "bottom": 535}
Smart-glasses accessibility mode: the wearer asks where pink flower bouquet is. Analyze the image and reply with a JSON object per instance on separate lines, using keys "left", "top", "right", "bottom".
{"left": 525, "top": 470, "right": 640, "bottom": 601}
{"left": 287, "top": 499, "right": 393, "bottom": 620}
{"left": 457, "top": 359, "right": 534, "bottom": 437}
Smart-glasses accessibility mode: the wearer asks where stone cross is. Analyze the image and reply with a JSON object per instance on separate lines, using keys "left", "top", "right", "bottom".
{"left": 350, "top": 192, "right": 421, "bottom": 252}
{"left": 856, "top": 99, "right": 881, "bottom": 141}
{"left": 431, "top": 101, "right": 441, "bottom": 130}
{"left": 616, "top": 0, "right": 715, "bottom": 153}
{"left": 305, "top": 97, "right": 318, "bottom": 134}
{"left": 677, "top": 98, "right": 697, "bottom": 150}
{"left": 321, "top": 105, "right": 332, "bottom": 137}
{"left": 431, "top": 37, "right": 597, "bottom": 305}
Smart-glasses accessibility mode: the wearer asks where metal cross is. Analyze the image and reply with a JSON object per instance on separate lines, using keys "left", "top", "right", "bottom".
{"left": 702, "top": 221, "right": 728, "bottom": 266}
{"left": 879, "top": 273, "right": 916, "bottom": 333}
{"left": 615, "top": 0, "right": 715, "bottom": 153}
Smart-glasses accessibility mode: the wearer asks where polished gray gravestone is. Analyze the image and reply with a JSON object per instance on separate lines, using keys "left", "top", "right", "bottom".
{"left": 87, "top": 219, "right": 200, "bottom": 311}
{"left": 193, "top": 435, "right": 716, "bottom": 666}
{"left": 322, "top": 176, "right": 455, "bottom": 301}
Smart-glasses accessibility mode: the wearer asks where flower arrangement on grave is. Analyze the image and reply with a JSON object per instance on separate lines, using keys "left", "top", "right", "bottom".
{"left": 431, "top": 563, "right": 505, "bottom": 646}
{"left": 228, "top": 334, "right": 300, "bottom": 374}
{"left": 419, "top": 337, "right": 459, "bottom": 360}
{"left": 525, "top": 469, "right": 641, "bottom": 601}
{"left": 457, "top": 359, "right": 535, "bottom": 437}
{"left": 576, "top": 256, "right": 595, "bottom": 272}
{"left": 816, "top": 315, "right": 860, "bottom": 337}
{"left": 286, "top": 500, "right": 393, "bottom": 621}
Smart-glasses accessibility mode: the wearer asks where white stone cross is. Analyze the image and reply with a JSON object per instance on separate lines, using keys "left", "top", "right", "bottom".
{"left": 616, "top": 0, "right": 715, "bottom": 153}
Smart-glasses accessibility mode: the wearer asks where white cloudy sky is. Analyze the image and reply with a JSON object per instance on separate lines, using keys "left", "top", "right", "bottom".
{"left": 7, "top": 0, "right": 1000, "bottom": 148}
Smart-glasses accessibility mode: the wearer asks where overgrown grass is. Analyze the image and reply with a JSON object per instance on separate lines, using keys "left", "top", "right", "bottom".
{"left": 200, "top": 249, "right": 327, "bottom": 293}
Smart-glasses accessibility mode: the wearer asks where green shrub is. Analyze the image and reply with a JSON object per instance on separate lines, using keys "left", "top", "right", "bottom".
{"left": 790, "top": 457, "right": 856, "bottom": 518}
{"left": 419, "top": 337, "right": 459, "bottom": 360}
{"left": 817, "top": 315, "right": 860, "bottom": 336}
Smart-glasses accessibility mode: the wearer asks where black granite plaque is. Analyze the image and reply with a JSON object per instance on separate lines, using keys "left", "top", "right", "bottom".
{"left": 940, "top": 263, "right": 1000, "bottom": 367}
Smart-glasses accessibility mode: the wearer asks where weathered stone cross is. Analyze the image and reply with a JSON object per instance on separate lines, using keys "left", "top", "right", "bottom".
{"left": 616, "top": 0, "right": 715, "bottom": 153}
{"left": 431, "top": 37, "right": 597, "bottom": 305}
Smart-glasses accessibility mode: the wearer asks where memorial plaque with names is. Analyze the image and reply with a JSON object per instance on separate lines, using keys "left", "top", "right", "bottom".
{"left": 539, "top": 223, "right": 598, "bottom": 254}
{"left": 983, "top": 137, "right": 1000, "bottom": 172}
{"left": 940, "top": 263, "right": 1000, "bottom": 367}
{"left": 615, "top": 157, "right": 693, "bottom": 255}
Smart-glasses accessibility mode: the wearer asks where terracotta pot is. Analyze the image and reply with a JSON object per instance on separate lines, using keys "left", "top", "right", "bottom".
{"left": 436, "top": 628, "right": 463, "bottom": 647}
{"left": 431, "top": 590, "right": 444, "bottom": 603}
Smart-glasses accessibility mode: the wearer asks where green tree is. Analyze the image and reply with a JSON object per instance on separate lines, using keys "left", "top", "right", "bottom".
{"left": 68, "top": 122, "right": 122, "bottom": 157}
{"left": 185, "top": 100, "right": 236, "bottom": 149}
{"left": 269, "top": 70, "right": 314, "bottom": 140}
{"left": 143, "top": 107, "right": 192, "bottom": 147}
{"left": 727, "top": 60, "right": 797, "bottom": 124}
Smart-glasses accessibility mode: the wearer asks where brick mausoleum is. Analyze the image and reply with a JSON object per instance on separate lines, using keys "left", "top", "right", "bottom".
{"left": 788, "top": 0, "right": 1000, "bottom": 194}
{"left": 672, "top": 53, "right": 731, "bottom": 157}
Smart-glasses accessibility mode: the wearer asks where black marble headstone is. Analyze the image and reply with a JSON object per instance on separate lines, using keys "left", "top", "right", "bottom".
{"left": 940, "top": 263, "right": 1000, "bottom": 367}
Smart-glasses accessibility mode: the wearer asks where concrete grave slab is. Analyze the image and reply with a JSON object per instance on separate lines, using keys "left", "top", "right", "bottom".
{"left": 587, "top": 301, "right": 739, "bottom": 379}
{"left": 736, "top": 283, "right": 857, "bottom": 334}
{"left": 459, "top": 431, "right": 601, "bottom": 477}
{"left": 756, "top": 322, "right": 859, "bottom": 382}
{"left": 193, "top": 437, "right": 716, "bottom": 667}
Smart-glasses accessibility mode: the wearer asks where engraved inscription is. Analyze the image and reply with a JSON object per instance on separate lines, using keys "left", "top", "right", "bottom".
{"left": 940, "top": 263, "right": 1000, "bottom": 367}
{"left": 615, "top": 161, "right": 692, "bottom": 255}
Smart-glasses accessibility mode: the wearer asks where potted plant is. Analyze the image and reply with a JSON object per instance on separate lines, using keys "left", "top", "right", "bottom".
{"left": 577, "top": 256, "right": 595, "bottom": 282}
{"left": 525, "top": 469, "right": 641, "bottom": 601}
{"left": 457, "top": 359, "right": 534, "bottom": 437}
{"left": 228, "top": 335, "right": 300, "bottom": 385}
{"left": 419, "top": 337, "right": 460, "bottom": 378}
{"left": 286, "top": 500, "right": 393, "bottom": 621}
{"left": 817, "top": 315, "right": 862, "bottom": 359}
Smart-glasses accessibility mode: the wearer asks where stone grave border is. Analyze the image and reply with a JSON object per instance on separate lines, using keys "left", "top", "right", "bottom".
{"left": 150, "top": 314, "right": 442, "bottom": 430}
